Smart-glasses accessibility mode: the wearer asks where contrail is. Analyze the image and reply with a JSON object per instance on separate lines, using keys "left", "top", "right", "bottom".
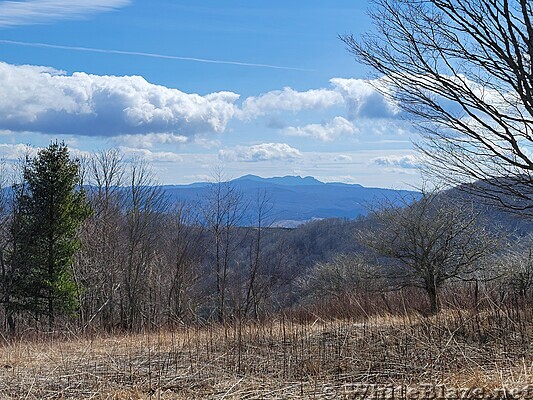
{"left": 0, "top": 39, "right": 313, "bottom": 71}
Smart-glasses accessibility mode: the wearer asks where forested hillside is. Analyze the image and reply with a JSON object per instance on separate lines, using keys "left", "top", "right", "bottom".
{"left": 0, "top": 144, "right": 531, "bottom": 335}
{"left": 0, "top": 146, "right": 369, "bottom": 332}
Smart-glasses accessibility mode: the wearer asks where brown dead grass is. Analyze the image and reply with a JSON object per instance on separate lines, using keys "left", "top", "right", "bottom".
{"left": 0, "top": 310, "right": 531, "bottom": 399}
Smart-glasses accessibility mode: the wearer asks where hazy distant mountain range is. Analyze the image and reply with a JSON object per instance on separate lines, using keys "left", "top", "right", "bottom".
{"left": 162, "top": 175, "right": 419, "bottom": 227}
{"left": 2, "top": 174, "right": 530, "bottom": 230}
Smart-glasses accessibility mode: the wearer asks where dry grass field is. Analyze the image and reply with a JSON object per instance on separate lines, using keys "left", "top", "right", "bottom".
{"left": 0, "top": 308, "right": 532, "bottom": 399}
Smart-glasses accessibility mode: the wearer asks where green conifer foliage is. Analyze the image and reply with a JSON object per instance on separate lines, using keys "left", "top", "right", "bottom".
{"left": 11, "top": 142, "right": 91, "bottom": 328}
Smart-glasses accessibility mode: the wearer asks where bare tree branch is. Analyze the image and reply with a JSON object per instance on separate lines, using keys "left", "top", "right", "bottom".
{"left": 341, "top": 0, "right": 533, "bottom": 213}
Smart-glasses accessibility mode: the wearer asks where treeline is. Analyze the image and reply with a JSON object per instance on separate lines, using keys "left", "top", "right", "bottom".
{"left": 0, "top": 143, "right": 361, "bottom": 333}
{"left": 0, "top": 143, "right": 531, "bottom": 335}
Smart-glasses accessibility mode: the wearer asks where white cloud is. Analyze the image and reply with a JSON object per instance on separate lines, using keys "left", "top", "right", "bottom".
{"left": 218, "top": 143, "right": 302, "bottom": 162}
{"left": 284, "top": 116, "right": 357, "bottom": 142}
{"left": 194, "top": 137, "right": 222, "bottom": 149}
{"left": 0, "top": 62, "right": 240, "bottom": 137}
{"left": 0, "top": 61, "right": 414, "bottom": 149}
{"left": 0, "top": 0, "right": 130, "bottom": 27}
{"left": 241, "top": 87, "right": 343, "bottom": 118}
{"left": 0, "top": 142, "right": 91, "bottom": 162}
{"left": 118, "top": 147, "right": 183, "bottom": 163}
{"left": 0, "top": 143, "right": 36, "bottom": 160}
{"left": 372, "top": 154, "right": 421, "bottom": 169}
{"left": 239, "top": 79, "right": 401, "bottom": 123}
{"left": 332, "top": 154, "right": 353, "bottom": 162}
{"left": 115, "top": 133, "right": 189, "bottom": 148}
{"left": 330, "top": 78, "right": 401, "bottom": 119}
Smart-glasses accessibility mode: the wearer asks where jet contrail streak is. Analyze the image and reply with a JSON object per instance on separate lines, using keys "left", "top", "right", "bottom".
{"left": 0, "top": 39, "right": 313, "bottom": 71}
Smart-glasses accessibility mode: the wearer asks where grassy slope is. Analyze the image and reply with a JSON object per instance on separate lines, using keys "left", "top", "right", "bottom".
{"left": 0, "top": 308, "right": 532, "bottom": 399}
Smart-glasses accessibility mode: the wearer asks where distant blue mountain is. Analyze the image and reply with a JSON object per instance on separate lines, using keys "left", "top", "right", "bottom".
{"left": 162, "top": 175, "right": 419, "bottom": 227}
{"left": 0, "top": 175, "right": 418, "bottom": 226}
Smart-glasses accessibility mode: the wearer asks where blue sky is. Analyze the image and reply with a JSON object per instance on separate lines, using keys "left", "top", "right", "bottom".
{"left": 0, "top": 0, "right": 421, "bottom": 188}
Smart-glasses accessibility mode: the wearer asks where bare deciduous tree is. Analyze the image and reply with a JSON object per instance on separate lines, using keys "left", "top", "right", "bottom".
{"left": 0, "top": 160, "right": 14, "bottom": 333}
{"left": 341, "top": 0, "right": 533, "bottom": 213}
{"left": 121, "top": 157, "right": 167, "bottom": 330}
{"left": 76, "top": 149, "right": 125, "bottom": 331}
{"left": 499, "top": 235, "right": 533, "bottom": 300}
{"left": 202, "top": 171, "right": 246, "bottom": 322}
{"left": 359, "top": 191, "right": 496, "bottom": 314}
{"left": 160, "top": 203, "right": 203, "bottom": 323}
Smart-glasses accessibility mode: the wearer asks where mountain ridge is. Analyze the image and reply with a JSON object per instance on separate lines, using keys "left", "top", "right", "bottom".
{"left": 163, "top": 174, "right": 371, "bottom": 189}
{"left": 161, "top": 174, "right": 419, "bottom": 226}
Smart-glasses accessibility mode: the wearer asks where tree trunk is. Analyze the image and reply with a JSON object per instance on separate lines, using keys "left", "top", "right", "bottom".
{"left": 427, "top": 285, "right": 439, "bottom": 315}
{"left": 6, "top": 310, "right": 15, "bottom": 337}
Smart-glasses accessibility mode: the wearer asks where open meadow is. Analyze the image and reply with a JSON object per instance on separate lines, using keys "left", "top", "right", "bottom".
{"left": 0, "top": 306, "right": 532, "bottom": 399}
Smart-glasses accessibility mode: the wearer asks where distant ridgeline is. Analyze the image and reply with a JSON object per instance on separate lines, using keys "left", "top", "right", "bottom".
{"left": 2, "top": 175, "right": 532, "bottom": 230}
{"left": 0, "top": 175, "right": 418, "bottom": 227}
{"left": 161, "top": 175, "right": 420, "bottom": 227}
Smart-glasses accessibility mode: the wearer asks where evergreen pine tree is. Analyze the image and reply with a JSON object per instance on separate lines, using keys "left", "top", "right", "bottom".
{"left": 11, "top": 141, "right": 91, "bottom": 328}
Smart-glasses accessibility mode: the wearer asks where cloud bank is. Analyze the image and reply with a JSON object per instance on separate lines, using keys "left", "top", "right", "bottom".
{"left": 0, "top": 0, "right": 130, "bottom": 27}
{"left": 241, "top": 87, "right": 343, "bottom": 118}
{"left": 218, "top": 143, "right": 302, "bottom": 162}
{"left": 0, "top": 62, "right": 240, "bottom": 137}
{"left": 330, "top": 78, "right": 401, "bottom": 119}
{"left": 0, "top": 62, "right": 405, "bottom": 142}
{"left": 372, "top": 154, "right": 421, "bottom": 169}
{"left": 284, "top": 116, "right": 357, "bottom": 142}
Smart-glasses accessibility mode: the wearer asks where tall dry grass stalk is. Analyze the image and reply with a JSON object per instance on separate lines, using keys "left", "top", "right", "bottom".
{"left": 0, "top": 304, "right": 531, "bottom": 398}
